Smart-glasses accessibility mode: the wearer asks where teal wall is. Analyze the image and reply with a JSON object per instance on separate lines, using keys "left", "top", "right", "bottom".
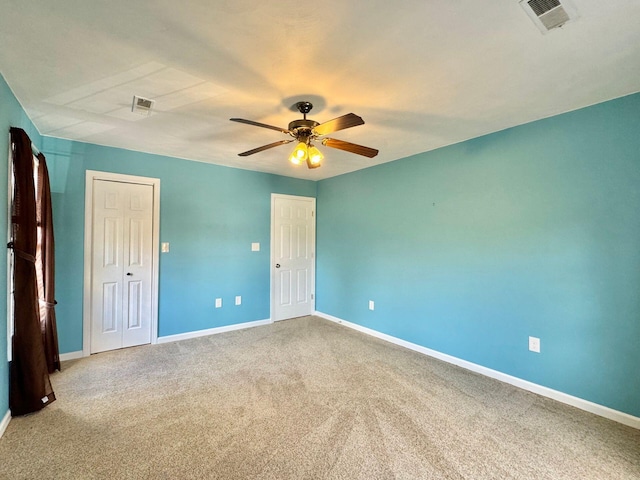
{"left": 0, "top": 73, "right": 42, "bottom": 417}
{"left": 42, "top": 137, "right": 316, "bottom": 353}
{"left": 316, "top": 93, "right": 640, "bottom": 417}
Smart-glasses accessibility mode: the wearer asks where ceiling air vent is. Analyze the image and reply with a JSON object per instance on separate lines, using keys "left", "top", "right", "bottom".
{"left": 132, "top": 95, "right": 155, "bottom": 116}
{"left": 520, "top": 0, "right": 578, "bottom": 34}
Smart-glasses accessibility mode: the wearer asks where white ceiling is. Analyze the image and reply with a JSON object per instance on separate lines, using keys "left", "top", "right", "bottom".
{"left": 1, "top": 0, "right": 639, "bottom": 180}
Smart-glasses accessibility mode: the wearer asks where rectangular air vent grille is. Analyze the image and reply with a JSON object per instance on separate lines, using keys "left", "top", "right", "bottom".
{"left": 520, "top": 0, "right": 578, "bottom": 33}
{"left": 132, "top": 95, "right": 155, "bottom": 116}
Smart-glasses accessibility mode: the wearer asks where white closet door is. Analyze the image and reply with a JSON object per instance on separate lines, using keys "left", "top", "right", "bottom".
{"left": 91, "top": 180, "right": 153, "bottom": 353}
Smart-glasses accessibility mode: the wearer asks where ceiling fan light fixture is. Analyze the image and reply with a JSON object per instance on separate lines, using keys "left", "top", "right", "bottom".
{"left": 289, "top": 142, "right": 308, "bottom": 165}
{"left": 307, "top": 145, "right": 324, "bottom": 167}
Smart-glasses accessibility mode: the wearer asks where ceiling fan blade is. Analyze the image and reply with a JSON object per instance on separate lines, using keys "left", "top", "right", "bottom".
{"left": 313, "top": 113, "right": 365, "bottom": 136}
{"left": 321, "top": 138, "right": 379, "bottom": 158}
{"left": 238, "top": 140, "right": 293, "bottom": 156}
{"left": 230, "top": 118, "right": 289, "bottom": 134}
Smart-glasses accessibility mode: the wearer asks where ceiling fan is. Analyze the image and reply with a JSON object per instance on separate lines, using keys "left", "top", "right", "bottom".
{"left": 230, "top": 101, "right": 378, "bottom": 169}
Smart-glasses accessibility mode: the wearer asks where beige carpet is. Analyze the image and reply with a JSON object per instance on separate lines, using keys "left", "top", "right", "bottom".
{"left": 1, "top": 316, "right": 638, "bottom": 479}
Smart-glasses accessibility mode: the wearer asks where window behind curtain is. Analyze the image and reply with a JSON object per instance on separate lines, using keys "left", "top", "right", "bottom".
{"left": 7, "top": 151, "right": 48, "bottom": 361}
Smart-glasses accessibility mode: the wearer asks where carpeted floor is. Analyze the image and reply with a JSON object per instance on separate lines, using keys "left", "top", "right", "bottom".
{"left": 1, "top": 316, "right": 638, "bottom": 479}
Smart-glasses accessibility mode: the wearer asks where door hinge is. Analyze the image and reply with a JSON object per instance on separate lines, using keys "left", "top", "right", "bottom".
{"left": 312, "top": 210, "right": 314, "bottom": 217}
{"left": 311, "top": 294, "right": 314, "bottom": 300}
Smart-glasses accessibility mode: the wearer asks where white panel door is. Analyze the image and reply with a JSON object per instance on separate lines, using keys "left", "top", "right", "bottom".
{"left": 272, "top": 195, "right": 315, "bottom": 321}
{"left": 91, "top": 180, "right": 154, "bottom": 353}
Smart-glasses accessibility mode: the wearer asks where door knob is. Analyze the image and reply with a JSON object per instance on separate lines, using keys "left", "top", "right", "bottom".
{"left": 275, "top": 264, "right": 281, "bottom": 268}
{"left": 126, "top": 272, "right": 133, "bottom": 276}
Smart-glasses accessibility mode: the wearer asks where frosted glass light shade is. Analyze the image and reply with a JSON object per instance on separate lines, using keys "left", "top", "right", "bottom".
{"left": 307, "top": 145, "right": 323, "bottom": 168}
{"left": 289, "top": 142, "right": 308, "bottom": 165}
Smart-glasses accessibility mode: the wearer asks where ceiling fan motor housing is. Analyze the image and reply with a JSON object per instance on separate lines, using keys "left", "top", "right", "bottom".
{"left": 288, "top": 119, "right": 319, "bottom": 142}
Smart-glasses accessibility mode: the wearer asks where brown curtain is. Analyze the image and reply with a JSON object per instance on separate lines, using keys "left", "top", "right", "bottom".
{"left": 36, "top": 153, "right": 61, "bottom": 373}
{"left": 9, "top": 127, "right": 56, "bottom": 416}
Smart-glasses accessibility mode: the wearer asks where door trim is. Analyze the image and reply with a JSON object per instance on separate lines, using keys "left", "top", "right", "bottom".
{"left": 270, "top": 193, "right": 316, "bottom": 322}
{"left": 83, "top": 170, "right": 160, "bottom": 356}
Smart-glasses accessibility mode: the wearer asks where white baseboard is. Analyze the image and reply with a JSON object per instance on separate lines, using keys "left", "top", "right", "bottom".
{"left": 157, "top": 318, "right": 272, "bottom": 344}
{"left": 59, "top": 351, "right": 84, "bottom": 362}
{"left": 315, "top": 311, "right": 640, "bottom": 430}
{"left": 0, "top": 409, "right": 10, "bottom": 439}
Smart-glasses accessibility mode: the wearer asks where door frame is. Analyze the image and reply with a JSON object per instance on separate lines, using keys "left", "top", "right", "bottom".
{"left": 83, "top": 170, "right": 160, "bottom": 356}
{"left": 270, "top": 193, "right": 316, "bottom": 322}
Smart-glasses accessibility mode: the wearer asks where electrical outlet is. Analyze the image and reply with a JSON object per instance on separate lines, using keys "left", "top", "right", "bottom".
{"left": 235, "top": 296, "right": 241, "bottom": 306}
{"left": 215, "top": 298, "right": 222, "bottom": 308}
{"left": 369, "top": 300, "right": 375, "bottom": 311}
{"left": 529, "top": 336, "right": 541, "bottom": 353}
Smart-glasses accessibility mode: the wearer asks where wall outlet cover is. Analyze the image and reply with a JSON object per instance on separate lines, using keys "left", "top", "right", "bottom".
{"left": 215, "top": 298, "right": 222, "bottom": 308}
{"left": 369, "top": 300, "right": 375, "bottom": 311}
{"left": 235, "top": 296, "right": 241, "bottom": 306}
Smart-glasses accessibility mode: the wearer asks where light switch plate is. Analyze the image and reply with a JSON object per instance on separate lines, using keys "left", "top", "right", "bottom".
{"left": 161, "top": 242, "right": 170, "bottom": 253}
{"left": 235, "top": 296, "right": 241, "bottom": 306}
{"left": 369, "top": 300, "right": 375, "bottom": 311}
{"left": 251, "top": 242, "right": 260, "bottom": 251}
{"left": 215, "top": 298, "right": 222, "bottom": 308}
